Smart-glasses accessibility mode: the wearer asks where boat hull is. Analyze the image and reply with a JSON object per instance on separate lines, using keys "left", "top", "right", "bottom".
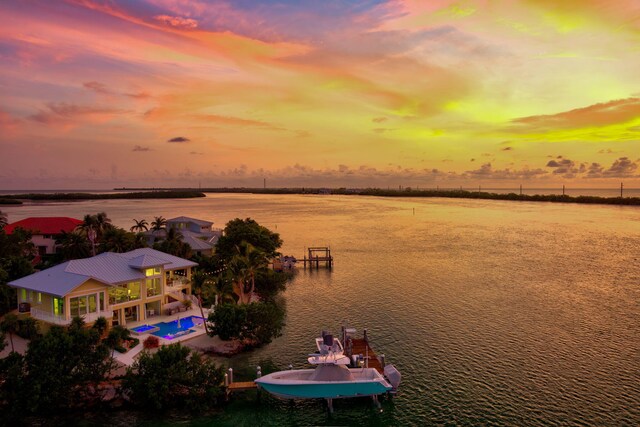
{"left": 255, "top": 368, "right": 392, "bottom": 399}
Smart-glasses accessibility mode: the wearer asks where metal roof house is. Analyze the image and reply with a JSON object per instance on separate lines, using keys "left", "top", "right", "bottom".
{"left": 8, "top": 248, "right": 197, "bottom": 327}
{"left": 146, "top": 216, "right": 222, "bottom": 256}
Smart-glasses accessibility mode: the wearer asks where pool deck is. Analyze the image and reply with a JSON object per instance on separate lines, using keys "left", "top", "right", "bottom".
{"left": 114, "top": 308, "right": 212, "bottom": 366}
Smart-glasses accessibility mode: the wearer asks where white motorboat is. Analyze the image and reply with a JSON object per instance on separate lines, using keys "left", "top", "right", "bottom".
{"left": 255, "top": 332, "right": 398, "bottom": 400}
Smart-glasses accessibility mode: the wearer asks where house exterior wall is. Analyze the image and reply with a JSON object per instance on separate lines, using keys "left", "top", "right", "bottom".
{"left": 31, "top": 234, "right": 56, "bottom": 255}
{"left": 22, "top": 265, "right": 194, "bottom": 327}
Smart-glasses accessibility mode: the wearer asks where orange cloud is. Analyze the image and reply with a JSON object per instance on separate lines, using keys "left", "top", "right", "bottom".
{"left": 512, "top": 97, "right": 640, "bottom": 130}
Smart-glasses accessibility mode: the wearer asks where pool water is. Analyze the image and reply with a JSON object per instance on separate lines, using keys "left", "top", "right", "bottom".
{"left": 137, "top": 316, "right": 205, "bottom": 340}
{"left": 130, "top": 324, "right": 159, "bottom": 334}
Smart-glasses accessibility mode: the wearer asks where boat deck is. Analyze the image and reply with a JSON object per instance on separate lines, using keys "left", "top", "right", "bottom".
{"left": 350, "top": 338, "right": 384, "bottom": 375}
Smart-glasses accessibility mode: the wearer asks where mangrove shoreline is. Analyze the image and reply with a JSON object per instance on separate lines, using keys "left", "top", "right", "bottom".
{"left": 2, "top": 190, "right": 205, "bottom": 201}
{"left": 113, "top": 187, "right": 640, "bottom": 206}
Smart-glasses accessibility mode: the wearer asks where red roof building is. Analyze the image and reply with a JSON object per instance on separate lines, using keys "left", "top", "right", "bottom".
{"left": 5, "top": 217, "right": 82, "bottom": 257}
{"left": 5, "top": 217, "right": 82, "bottom": 235}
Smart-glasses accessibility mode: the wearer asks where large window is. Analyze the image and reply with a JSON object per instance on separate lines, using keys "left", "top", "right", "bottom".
{"left": 53, "top": 297, "right": 64, "bottom": 316}
{"left": 108, "top": 282, "right": 141, "bottom": 305}
{"left": 146, "top": 278, "right": 161, "bottom": 297}
{"left": 145, "top": 267, "right": 161, "bottom": 277}
{"left": 70, "top": 294, "right": 99, "bottom": 317}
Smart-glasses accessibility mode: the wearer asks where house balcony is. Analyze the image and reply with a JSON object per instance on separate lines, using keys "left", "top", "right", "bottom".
{"left": 30, "top": 307, "right": 111, "bottom": 325}
{"left": 166, "top": 277, "right": 190, "bottom": 290}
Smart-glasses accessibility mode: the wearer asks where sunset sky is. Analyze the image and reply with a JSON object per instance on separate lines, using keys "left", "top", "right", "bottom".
{"left": 1, "top": 0, "right": 639, "bottom": 189}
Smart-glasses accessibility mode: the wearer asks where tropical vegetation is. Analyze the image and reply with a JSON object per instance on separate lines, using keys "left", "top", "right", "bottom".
{"left": 152, "top": 227, "right": 191, "bottom": 258}
{"left": 130, "top": 218, "right": 149, "bottom": 232}
{"left": 0, "top": 317, "right": 112, "bottom": 416}
{"left": 0, "top": 317, "right": 226, "bottom": 417}
{"left": 123, "top": 344, "right": 225, "bottom": 411}
{"left": 209, "top": 301, "right": 285, "bottom": 345}
{"left": 0, "top": 191, "right": 205, "bottom": 201}
{"left": 0, "top": 226, "right": 34, "bottom": 315}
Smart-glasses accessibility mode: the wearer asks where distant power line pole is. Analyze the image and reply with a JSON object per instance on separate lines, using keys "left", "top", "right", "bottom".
{"left": 621, "top": 182, "right": 623, "bottom": 198}
{"left": 264, "top": 178, "right": 266, "bottom": 189}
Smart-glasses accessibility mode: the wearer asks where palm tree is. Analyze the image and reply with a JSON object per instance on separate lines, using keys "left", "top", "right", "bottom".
{"left": 105, "top": 325, "right": 131, "bottom": 357}
{"left": 56, "top": 230, "right": 92, "bottom": 260}
{"left": 130, "top": 218, "right": 149, "bottom": 232}
{"left": 153, "top": 227, "right": 191, "bottom": 258}
{"left": 100, "top": 228, "right": 131, "bottom": 253}
{"left": 228, "top": 243, "right": 268, "bottom": 304}
{"left": 92, "top": 316, "right": 108, "bottom": 337}
{"left": 150, "top": 216, "right": 167, "bottom": 232}
{"left": 191, "top": 271, "right": 212, "bottom": 333}
{"left": 131, "top": 232, "right": 148, "bottom": 249}
{"left": 214, "top": 273, "right": 236, "bottom": 305}
{"left": 0, "top": 210, "right": 7, "bottom": 230}
{"left": 0, "top": 313, "right": 19, "bottom": 353}
{"left": 95, "top": 212, "right": 113, "bottom": 235}
{"left": 77, "top": 214, "right": 98, "bottom": 234}
{"left": 227, "top": 254, "right": 250, "bottom": 304}
{"left": 77, "top": 212, "right": 113, "bottom": 240}
{"left": 69, "top": 316, "right": 86, "bottom": 331}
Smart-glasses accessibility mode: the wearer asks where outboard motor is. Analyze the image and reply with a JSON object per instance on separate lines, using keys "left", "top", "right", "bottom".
{"left": 384, "top": 364, "right": 402, "bottom": 393}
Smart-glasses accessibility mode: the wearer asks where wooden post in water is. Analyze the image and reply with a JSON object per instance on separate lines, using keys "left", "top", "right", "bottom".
{"left": 562, "top": 185, "right": 565, "bottom": 196}
{"left": 519, "top": 184, "right": 522, "bottom": 195}
{"left": 621, "top": 182, "right": 624, "bottom": 198}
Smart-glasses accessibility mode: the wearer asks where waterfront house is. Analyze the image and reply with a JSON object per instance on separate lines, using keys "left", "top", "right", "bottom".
{"left": 5, "top": 217, "right": 82, "bottom": 257}
{"left": 7, "top": 248, "right": 197, "bottom": 327}
{"left": 146, "top": 216, "right": 222, "bottom": 256}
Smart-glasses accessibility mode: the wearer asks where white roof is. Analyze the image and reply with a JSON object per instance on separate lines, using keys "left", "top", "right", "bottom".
{"left": 180, "top": 230, "right": 215, "bottom": 251}
{"left": 167, "top": 216, "right": 213, "bottom": 226}
{"left": 8, "top": 248, "right": 197, "bottom": 297}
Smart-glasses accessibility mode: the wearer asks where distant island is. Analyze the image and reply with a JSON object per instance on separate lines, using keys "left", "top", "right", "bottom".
{"left": 3, "top": 190, "right": 205, "bottom": 201}
{"left": 114, "top": 187, "right": 640, "bottom": 206}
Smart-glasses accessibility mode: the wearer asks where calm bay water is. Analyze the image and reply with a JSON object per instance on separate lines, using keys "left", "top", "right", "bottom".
{"left": 3, "top": 194, "right": 639, "bottom": 426}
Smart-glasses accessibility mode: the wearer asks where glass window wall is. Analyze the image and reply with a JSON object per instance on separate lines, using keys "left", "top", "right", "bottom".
{"left": 146, "top": 277, "right": 162, "bottom": 297}
{"left": 108, "top": 282, "right": 142, "bottom": 305}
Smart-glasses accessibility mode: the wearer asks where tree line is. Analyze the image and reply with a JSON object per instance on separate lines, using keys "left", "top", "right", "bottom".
{"left": 0, "top": 316, "right": 225, "bottom": 418}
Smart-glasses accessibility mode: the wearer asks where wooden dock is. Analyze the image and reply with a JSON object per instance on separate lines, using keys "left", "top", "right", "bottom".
{"left": 227, "top": 381, "right": 257, "bottom": 393}
{"left": 302, "top": 246, "right": 333, "bottom": 268}
{"left": 224, "top": 367, "right": 259, "bottom": 399}
{"left": 350, "top": 338, "right": 384, "bottom": 375}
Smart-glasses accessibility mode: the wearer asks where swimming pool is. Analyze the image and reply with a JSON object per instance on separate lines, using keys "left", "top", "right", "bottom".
{"left": 131, "top": 316, "right": 205, "bottom": 340}
{"left": 130, "top": 324, "right": 160, "bottom": 335}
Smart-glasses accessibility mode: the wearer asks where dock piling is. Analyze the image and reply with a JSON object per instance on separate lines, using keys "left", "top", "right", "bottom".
{"left": 302, "top": 246, "right": 333, "bottom": 269}
{"left": 372, "top": 395, "right": 381, "bottom": 409}
{"left": 326, "top": 398, "right": 334, "bottom": 414}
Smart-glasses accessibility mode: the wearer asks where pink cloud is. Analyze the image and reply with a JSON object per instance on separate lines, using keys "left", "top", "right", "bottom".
{"left": 154, "top": 14, "right": 198, "bottom": 29}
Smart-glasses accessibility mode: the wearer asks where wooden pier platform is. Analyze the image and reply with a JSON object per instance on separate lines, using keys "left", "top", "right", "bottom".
{"left": 350, "top": 338, "right": 384, "bottom": 375}
{"left": 225, "top": 380, "right": 257, "bottom": 399}
{"left": 302, "top": 247, "right": 333, "bottom": 268}
{"left": 227, "top": 381, "right": 257, "bottom": 392}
